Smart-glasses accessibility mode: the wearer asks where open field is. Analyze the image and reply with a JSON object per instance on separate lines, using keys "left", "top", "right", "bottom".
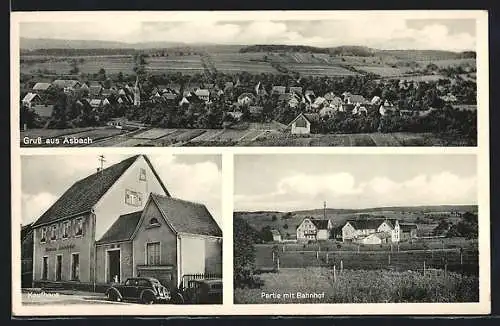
{"left": 234, "top": 267, "right": 479, "bottom": 303}
{"left": 145, "top": 56, "right": 205, "bottom": 74}
{"left": 22, "top": 126, "right": 476, "bottom": 147}
{"left": 254, "top": 244, "right": 478, "bottom": 275}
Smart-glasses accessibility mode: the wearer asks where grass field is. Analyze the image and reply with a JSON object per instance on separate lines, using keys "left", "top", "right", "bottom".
{"left": 234, "top": 267, "right": 479, "bottom": 303}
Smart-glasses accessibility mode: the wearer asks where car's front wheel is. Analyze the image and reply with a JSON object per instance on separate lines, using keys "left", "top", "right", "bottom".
{"left": 107, "top": 290, "right": 121, "bottom": 302}
{"left": 170, "top": 292, "right": 184, "bottom": 304}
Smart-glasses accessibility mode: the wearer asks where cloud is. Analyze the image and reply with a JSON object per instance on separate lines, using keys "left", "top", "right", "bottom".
{"left": 21, "top": 18, "right": 476, "bottom": 51}
{"left": 234, "top": 171, "right": 477, "bottom": 212}
{"left": 21, "top": 155, "right": 222, "bottom": 228}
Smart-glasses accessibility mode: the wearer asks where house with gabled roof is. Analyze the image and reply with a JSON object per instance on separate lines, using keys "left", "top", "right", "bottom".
{"left": 22, "top": 92, "right": 43, "bottom": 108}
{"left": 30, "top": 155, "right": 222, "bottom": 291}
{"left": 296, "top": 218, "right": 333, "bottom": 241}
{"left": 32, "top": 82, "right": 53, "bottom": 92}
{"left": 342, "top": 218, "right": 417, "bottom": 243}
{"left": 289, "top": 112, "right": 320, "bottom": 135}
{"left": 271, "top": 85, "right": 286, "bottom": 95}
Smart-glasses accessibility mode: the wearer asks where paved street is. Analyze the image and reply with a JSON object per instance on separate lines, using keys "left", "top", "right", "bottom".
{"left": 21, "top": 290, "right": 139, "bottom": 305}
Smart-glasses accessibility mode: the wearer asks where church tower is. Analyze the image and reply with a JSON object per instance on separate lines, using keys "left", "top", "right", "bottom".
{"left": 133, "top": 76, "right": 141, "bottom": 106}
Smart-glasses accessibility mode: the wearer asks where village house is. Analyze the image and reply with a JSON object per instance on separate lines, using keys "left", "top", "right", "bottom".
{"left": 379, "top": 100, "right": 398, "bottom": 116}
{"left": 32, "top": 104, "right": 55, "bottom": 119}
{"left": 289, "top": 86, "right": 303, "bottom": 95}
{"left": 296, "top": 218, "right": 333, "bottom": 241}
{"left": 271, "top": 86, "right": 286, "bottom": 95}
{"left": 237, "top": 92, "right": 256, "bottom": 106}
{"left": 194, "top": 89, "right": 210, "bottom": 103}
{"left": 52, "top": 79, "right": 82, "bottom": 94}
{"left": 29, "top": 155, "right": 222, "bottom": 291}
{"left": 341, "top": 218, "right": 417, "bottom": 244}
{"left": 289, "top": 113, "right": 320, "bottom": 135}
{"left": 32, "top": 82, "right": 53, "bottom": 93}
{"left": 22, "top": 92, "right": 43, "bottom": 108}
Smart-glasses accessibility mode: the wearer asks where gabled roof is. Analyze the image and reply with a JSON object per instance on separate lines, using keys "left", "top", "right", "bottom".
{"left": 52, "top": 79, "right": 80, "bottom": 89}
{"left": 96, "top": 210, "right": 143, "bottom": 244}
{"left": 238, "top": 92, "right": 256, "bottom": 101}
{"left": 22, "top": 92, "right": 40, "bottom": 103}
{"left": 271, "top": 229, "right": 281, "bottom": 236}
{"left": 33, "top": 82, "right": 52, "bottom": 91}
{"left": 32, "top": 155, "right": 170, "bottom": 228}
{"left": 400, "top": 223, "right": 418, "bottom": 232}
{"left": 195, "top": 89, "right": 210, "bottom": 97}
{"left": 345, "top": 219, "right": 383, "bottom": 230}
{"left": 346, "top": 94, "right": 367, "bottom": 103}
{"left": 89, "top": 85, "right": 103, "bottom": 96}
{"left": 311, "top": 219, "right": 329, "bottom": 230}
{"left": 272, "top": 86, "right": 286, "bottom": 94}
{"left": 150, "top": 193, "right": 222, "bottom": 237}
{"left": 289, "top": 86, "right": 303, "bottom": 94}
{"left": 288, "top": 112, "right": 320, "bottom": 126}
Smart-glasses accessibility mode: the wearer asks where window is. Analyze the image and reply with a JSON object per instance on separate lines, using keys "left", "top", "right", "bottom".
{"left": 75, "top": 218, "right": 83, "bottom": 237}
{"left": 62, "top": 221, "right": 70, "bottom": 239}
{"left": 71, "top": 253, "right": 80, "bottom": 280}
{"left": 42, "top": 256, "right": 48, "bottom": 280}
{"left": 51, "top": 224, "right": 58, "bottom": 241}
{"left": 125, "top": 189, "right": 143, "bottom": 206}
{"left": 139, "top": 168, "right": 147, "bottom": 181}
{"left": 137, "top": 279, "right": 150, "bottom": 287}
{"left": 40, "top": 227, "right": 47, "bottom": 243}
{"left": 149, "top": 218, "right": 160, "bottom": 227}
{"left": 146, "top": 242, "right": 161, "bottom": 266}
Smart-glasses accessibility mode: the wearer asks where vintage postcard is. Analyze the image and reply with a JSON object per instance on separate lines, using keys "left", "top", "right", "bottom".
{"left": 11, "top": 11, "right": 486, "bottom": 147}
{"left": 11, "top": 10, "right": 490, "bottom": 317}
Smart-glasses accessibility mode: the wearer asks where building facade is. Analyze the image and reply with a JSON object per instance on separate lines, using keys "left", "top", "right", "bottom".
{"left": 30, "top": 155, "right": 222, "bottom": 291}
{"left": 341, "top": 218, "right": 417, "bottom": 244}
{"left": 296, "top": 218, "right": 333, "bottom": 241}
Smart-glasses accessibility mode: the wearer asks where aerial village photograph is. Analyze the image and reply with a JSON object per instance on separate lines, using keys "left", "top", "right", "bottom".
{"left": 233, "top": 154, "right": 479, "bottom": 304}
{"left": 20, "top": 154, "right": 223, "bottom": 305}
{"left": 17, "top": 13, "right": 478, "bottom": 147}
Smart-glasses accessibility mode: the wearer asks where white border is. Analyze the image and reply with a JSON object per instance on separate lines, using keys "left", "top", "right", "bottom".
{"left": 11, "top": 10, "right": 490, "bottom": 316}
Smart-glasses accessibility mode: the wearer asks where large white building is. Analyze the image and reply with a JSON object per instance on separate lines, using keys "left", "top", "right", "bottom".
{"left": 341, "top": 218, "right": 417, "bottom": 244}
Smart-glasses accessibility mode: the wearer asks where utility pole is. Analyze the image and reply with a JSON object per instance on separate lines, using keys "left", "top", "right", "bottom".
{"left": 98, "top": 155, "right": 106, "bottom": 175}
{"left": 323, "top": 201, "right": 327, "bottom": 220}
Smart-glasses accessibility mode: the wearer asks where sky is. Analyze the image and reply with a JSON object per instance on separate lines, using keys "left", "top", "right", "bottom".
{"left": 20, "top": 17, "right": 476, "bottom": 51}
{"left": 21, "top": 154, "right": 222, "bottom": 227}
{"left": 234, "top": 154, "right": 477, "bottom": 212}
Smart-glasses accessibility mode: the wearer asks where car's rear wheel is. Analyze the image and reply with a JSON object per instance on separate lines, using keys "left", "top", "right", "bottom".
{"left": 171, "top": 292, "right": 184, "bottom": 304}
{"left": 142, "top": 292, "right": 155, "bottom": 305}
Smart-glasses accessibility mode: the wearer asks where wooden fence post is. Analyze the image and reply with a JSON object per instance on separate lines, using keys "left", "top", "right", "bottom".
{"left": 333, "top": 265, "right": 337, "bottom": 283}
{"left": 272, "top": 251, "right": 275, "bottom": 262}
{"left": 444, "top": 263, "right": 448, "bottom": 280}
{"left": 423, "top": 261, "right": 426, "bottom": 276}
{"left": 277, "top": 257, "right": 280, "bottom": 271}
{"left": 283, "top": 245, "right": 285, "bottom": 252}
{"left": 326, "top": 253, "right": 329, "bottom": 264}
{"left": 357, "top": 244, "right": 360, "bottom": 253}
{"left": 340, "top": 260, "right": 343, "bottom": 274}
{"left": 388, "top": 254, "right": 391, "bottom": 265}
{"left": 316, "top": 251, "right": 319, "bottom": 260}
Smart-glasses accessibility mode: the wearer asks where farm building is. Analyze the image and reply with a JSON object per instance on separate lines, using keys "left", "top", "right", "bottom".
{"left": 88, "top": 84, "right": 103, "bottom": 97}
{"left": 22, "top": 93, "right": 43, "bottom": 108}
{"left": 249, "top": 106, "right": 264, "bottom": 120}
{"left": 341, "top": 218, "right": 417, "bottom": 243}
{"left": 254, "top": 82, "right": 268, "bottom": 96}
{"left": 296, "top": 218, "right": 333, "bottom": 241}
{"left": 271, "top": 229, "right": 282, "bottom": 242}
{"left": 29, "top": 155, "right": 222, "bottom": 291}
{"left": 379, "top": 101, "right": 398, "bottom": 116}
{"left": 288, "top": 113, "right": 320, "bottom": 135}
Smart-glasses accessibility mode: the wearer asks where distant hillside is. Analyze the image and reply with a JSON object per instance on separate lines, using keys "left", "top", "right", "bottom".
{"left": 20, "top": 38, "right": 187, "bottom": 50}
{"left": 235, "top": 205, "right": 476, "bottom": 240}
{"left": 239, "top": 44, "right": 475, "bottom": 60}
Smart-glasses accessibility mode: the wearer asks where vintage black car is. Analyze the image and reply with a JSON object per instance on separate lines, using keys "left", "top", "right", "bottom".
{"left": 105, "top": 277, "right": 171, "bottom": 304}
{"left": 174, "top": 279, "right": 222, "bottom": 304}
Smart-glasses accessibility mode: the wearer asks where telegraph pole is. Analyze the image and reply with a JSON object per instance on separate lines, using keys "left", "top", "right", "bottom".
{"left": 324, "top": 201, "right": 327, "bottom": 220}
{"left": 98, "top": 155, "right": 106, "bottom": 175}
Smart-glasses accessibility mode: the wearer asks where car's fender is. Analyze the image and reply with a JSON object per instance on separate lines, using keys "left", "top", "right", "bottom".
{"left": 139, "top": 289, "right": 156, "bottom": 301}
{"left": 105, "top": 287, "right": 123, "bottom": 300}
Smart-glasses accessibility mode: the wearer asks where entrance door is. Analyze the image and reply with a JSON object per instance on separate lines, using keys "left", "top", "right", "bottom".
{"left": 56, "top": 255, "right": 62, "bottom": 281}
{"left": 107, "top": 250, "right": 121, "bottom": 283}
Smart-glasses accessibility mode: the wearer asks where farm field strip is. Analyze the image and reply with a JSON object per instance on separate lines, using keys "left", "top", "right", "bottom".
{"left": 350, "top": 134, "right": 377, "bottom": 146}
{"left": 369, "top": 133, "right": 402, "bottom": 146}
{"left": 132, "top": 128, "right": 177, "bottom": 140}
{"left": 165, "top": 129, "right": 207, "bottom": 146}
{"left": 186, "top": 129, "right": 225, "bottom": 142}
{"left": 21, "top": 127, "right": 94, "bottom": 140}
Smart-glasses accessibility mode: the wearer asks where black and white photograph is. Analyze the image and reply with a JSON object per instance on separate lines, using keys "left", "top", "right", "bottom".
{"left": 15, "top": 11, "right": 481, "bottom": 147}
{"left": 19, "top": 154, "right": 223, "bottom": 306}
{"left": 233, "top": 154, "right": 481, "bottom": 304}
